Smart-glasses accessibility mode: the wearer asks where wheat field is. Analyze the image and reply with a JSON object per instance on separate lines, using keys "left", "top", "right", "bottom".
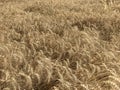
{"left": 0, "top": 0, "right": 120, "bottom": 90}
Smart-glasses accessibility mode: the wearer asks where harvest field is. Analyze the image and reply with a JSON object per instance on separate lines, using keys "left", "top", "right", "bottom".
{"left": 0, "top": 0, "right": 120, "bottom": 90}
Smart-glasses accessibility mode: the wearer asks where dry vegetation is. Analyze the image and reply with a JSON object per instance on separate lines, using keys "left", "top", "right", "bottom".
{"left": 0, "top": 0, "right": 120, "bottom": 90}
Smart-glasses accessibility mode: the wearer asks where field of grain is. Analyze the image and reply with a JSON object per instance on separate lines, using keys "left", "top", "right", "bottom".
{"left": 0, "top": 0, "right": 120, "bottom": 90}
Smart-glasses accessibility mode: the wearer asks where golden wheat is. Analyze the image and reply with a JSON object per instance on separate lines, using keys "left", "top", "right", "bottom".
{"left": 0, "top": 0, "right": 120, "bottom": 90}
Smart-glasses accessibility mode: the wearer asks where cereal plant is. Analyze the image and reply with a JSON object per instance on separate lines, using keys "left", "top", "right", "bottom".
{"left": 0, "top": 0, "right": 120, "bottom": 90}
